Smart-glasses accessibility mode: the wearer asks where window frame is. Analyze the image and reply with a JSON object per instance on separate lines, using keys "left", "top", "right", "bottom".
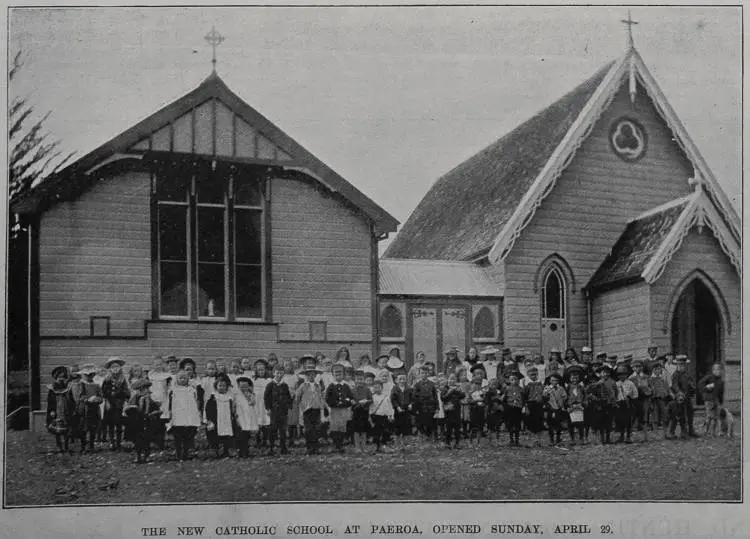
{"left": 542, "top": 267, "right": 565, "bottom": 320}
{"left": 153, "top": 163, "right": 267, "bottom": 322}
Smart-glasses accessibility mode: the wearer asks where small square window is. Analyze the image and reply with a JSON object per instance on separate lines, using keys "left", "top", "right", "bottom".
{"left": 309, "top": 321, "right": 327, "bottom": 342}
{"left": 90, "top": 317, "right": 110, "bottom": 337}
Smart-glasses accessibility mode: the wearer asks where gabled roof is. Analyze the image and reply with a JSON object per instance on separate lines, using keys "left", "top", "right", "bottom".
{"left": 384, "top": 61, "right": 614, "bottom": 261}
{"left": 12, "top": 72, "right": 398, "bottom": 234}
{"left": 385, "top": 47, "right": 740, "bottom": 261}
{"left": 586, "top": 187, "right": 741, "bottom": 294}
{"left": 379, "top": 259, "right": 504, "bottom": 297}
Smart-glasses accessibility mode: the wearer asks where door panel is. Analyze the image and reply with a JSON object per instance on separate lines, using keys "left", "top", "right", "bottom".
{"left": 412, "top": 306, "right": 438, "bottom": 366}
{"left": 541, "top": 318, "right": 566, "bottom": 354}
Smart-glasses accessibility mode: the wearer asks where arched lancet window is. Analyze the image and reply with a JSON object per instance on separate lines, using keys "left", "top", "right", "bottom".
{"left": 543, "top": 267, "right": 565, "bottom": 319}
{"left": 380, "top": 304, "right": 403, "bottom": 338}
{"left": 473, "top": 306, "right": 496, "bottom": 339}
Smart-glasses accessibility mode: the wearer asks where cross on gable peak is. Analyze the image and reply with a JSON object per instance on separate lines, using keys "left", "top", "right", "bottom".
{"left": 204, "top": 26, "right": 226, "bottom": 74}
{"left": 621, "top": 10, "right": 639, "bottom": 50}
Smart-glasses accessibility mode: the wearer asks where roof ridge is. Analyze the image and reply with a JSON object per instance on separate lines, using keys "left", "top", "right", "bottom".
{"left": 381, "top": 258, "right": 480, "bottom": 266}
{"left": 628, "top": 193, "right": 695, "bottom": 223}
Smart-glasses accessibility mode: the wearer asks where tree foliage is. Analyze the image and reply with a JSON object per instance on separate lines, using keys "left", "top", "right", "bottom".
{"left": 9, "top": 50, "right": 74, "bottom": 205}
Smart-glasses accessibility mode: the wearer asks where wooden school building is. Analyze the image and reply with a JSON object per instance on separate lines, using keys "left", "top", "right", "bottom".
{"left": 13, "top": 68, "right": 398, "bottom": 408}
{"left": 383, "top": 45, "right": 741, "bottom": 406}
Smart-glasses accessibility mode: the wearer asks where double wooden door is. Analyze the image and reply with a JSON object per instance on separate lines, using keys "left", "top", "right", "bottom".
{"left": 407, "top": 304, "right": 469, "bottom": 373}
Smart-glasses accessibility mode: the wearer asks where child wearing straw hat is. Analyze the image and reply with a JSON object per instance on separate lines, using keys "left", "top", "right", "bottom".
{"left": 296, "top": 359, "right": 325, "bottom": 455}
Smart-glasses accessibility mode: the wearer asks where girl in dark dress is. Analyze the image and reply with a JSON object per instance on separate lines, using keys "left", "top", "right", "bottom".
{"left": 46, "top": 366, "right": 76, "bottom": 453}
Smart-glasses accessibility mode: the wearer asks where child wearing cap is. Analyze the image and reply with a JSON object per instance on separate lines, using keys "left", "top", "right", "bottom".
{"left": 264, "top": 365, "right": 293, "bottom": 456}
{"left": 102, "top": 357, "right": 130, "bottom": 451}
{"left": 668, "top": 355, "right": 696, "bottom": 439}
{"left": 253, "top": 359, "right": 272, "bottom": 448}
{"left": 543, "top": 373, "right": 567, "bottom": 447}
{"left": 629, "top": 359, "right": 653, "bottom": 441}
{"left": 504, "top": 371, "right": 525, "bottom": 447}
{"left": 296, "top": 362, "right": 325, "bottom": 455}
{"left": 649, "top": 362, "right": 670, "bottom": 430}
{"left": 234, "top": 377, "right": 258, "bottom": 458}
{"left": 205, "top": 373, "right": 236, "bottom": 458}
{"left": 350, "top": 370, "right": 373, "bottom": 453}
{"left": 125, "top": 378, "right": 162, "bottom": 463}
{"left": 592, "top": 365, "right": 617, "bottom": 444}
{"left": 523, "top": 366, "right": 545, "bottom": 443}
{"left": 75, "top": 365, "right": 103, "bottom": 452}
{"left": 412, "top": 364, "right": 439, "bottom": 443}
{"left": 47, "top": 366, "right": 76, "bottom": 453}
{"left": 325, "top": 363, "right": 355, "bottom": 453}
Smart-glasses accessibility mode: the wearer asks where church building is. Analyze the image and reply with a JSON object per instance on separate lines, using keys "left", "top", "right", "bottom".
{"left": 12, "top": 40, "right": 398, "bottom": 408}
{"left": 383, "top": 40, "right": 741, "bottom": 406}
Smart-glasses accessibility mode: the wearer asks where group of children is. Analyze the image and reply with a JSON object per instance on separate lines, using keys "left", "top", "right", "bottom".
{"left": 45, "top": 344, "right": 731, "bottom": 463}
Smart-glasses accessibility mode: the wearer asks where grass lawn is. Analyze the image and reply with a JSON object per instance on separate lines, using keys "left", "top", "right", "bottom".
{"left": 4, "top": 427, "right": 741, "bottom": 506}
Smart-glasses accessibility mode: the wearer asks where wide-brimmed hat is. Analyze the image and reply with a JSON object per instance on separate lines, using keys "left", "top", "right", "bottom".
{"left": 549, "top": 347, "right": 561, "bottom": 354}
{"left": 581, "top": 346, "right": 593, "bottom": 353}
{"left": 51, "top": 365, "right": 70, "bottom": 379}
{"left": 481, "top": 346, "right": 501, "bottom": 355}
{"left": 674, "top": 354, "right": 690, "bottom": 364}
{"left": 615, "top": 364, "right": 631, "bottom": 376}
{"left": 130, "top": 378, "right": 152, "bottom": 391}
{"left": 386, "top": 356, "right": 404, "bottom": 370}
{"left": 104, "top": 357, "right": 125, "bottom": 369}
{"left": 78, "top": 364, "right": 97, "bottom": 376}
{"left": 564, "top": 364, "right": 586, "bottom": 381}
{"left": 363, "top": 370, "right": 376, "bottom": 379}
{"left": 605, "top": 355, "right": 618, "bottom": 364}
{"left": 179, "top": 357, "right": 196, "bottom": 370}
{"left": 514, "top": 350, "right": 529, "bottom": 360}
{"left": 596, "top": 352, "right": 608, "bottom": 360}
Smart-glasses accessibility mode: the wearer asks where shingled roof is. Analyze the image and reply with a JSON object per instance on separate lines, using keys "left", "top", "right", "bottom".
{"left": 384, "top": 60, "right": 615, "bottom": 261}
{"left": 585, "top": 197, "right": 692, "bottom": 292}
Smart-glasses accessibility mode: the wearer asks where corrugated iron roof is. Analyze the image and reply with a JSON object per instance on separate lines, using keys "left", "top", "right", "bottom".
{"left": 379, "top": 258, "right": 504, "bottom": 297}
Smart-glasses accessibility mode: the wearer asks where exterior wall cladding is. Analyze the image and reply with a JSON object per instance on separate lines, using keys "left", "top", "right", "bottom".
{"left": 37, "top": 168, "right": 375, "bottom": 397}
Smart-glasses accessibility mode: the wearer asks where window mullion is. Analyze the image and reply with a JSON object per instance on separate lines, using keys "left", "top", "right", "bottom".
{"left": 227, "top": 185, "right": 236, "bottom": 321}
{"left": 189, "top": 173, "right": 198, "bottom": 320}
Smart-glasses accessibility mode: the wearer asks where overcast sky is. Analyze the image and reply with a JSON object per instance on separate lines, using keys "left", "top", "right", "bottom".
{"left": 9, "top": 6, "right": 741, "bottom": 246}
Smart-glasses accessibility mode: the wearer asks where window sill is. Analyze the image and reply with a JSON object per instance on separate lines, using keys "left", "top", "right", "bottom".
{"left": 151, "top": 319, "right": 277, "bottom": 326}
{"left": 380, "top": 336, "right": 405, "bottom": 342}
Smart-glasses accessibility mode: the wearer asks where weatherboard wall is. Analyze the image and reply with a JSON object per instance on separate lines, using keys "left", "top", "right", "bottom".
{"left": 648, "top": 228, "right": 741, "bottom": 406}
{"left": 503, "top": 82, "right": 694, "bottom": 352}
{"left": 35, "top": 168, "right": 377, "bottom": 399}
{"left": 591, "top": 282, "right": 651, "bottom": 359}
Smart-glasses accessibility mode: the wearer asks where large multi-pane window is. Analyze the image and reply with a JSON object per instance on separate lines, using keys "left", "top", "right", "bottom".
{"left": 156, "top": 164, "right": 265, "bottom": 320}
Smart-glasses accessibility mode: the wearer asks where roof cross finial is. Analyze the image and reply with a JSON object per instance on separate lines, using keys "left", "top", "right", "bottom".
{"left": 621, "top": 10, "right": 639, "bottom": 50}
{"left": 689, "top": 173, "right": 706, "bottom": 194}
{"left": 204, "top": 26, "right": 226, "bottom": 74}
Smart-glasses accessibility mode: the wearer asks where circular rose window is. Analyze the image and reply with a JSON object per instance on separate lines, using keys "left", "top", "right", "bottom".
{"left": 609, "top": 117, "right": 647, "bottom": 162}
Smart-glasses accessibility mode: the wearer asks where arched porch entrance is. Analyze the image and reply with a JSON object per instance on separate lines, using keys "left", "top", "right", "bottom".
{"left": 670, "top": 277, "right": 722, "bottom": 404}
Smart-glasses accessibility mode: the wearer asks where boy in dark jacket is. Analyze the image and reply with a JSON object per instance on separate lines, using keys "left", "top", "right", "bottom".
{"left": 698, "top": 363, "right": 725, "bottom": 437}
{"left": 101, "top": 357, "right": 131, "bottom": 451}
{"left": 264, "top": 364, "right": 293, "bottom": 455}
{"left": 668, "top": 355, "right": 697, "bottom": 439}
{"left": 412, "top": 364, "right": 439, "bottom": 441}
{"left": 504, "top": 371, "right": 525, "bottom": 447}
{"left": 390, "top": 373, "right": 413, "bottom": 449}
{"left": 125, "top": 378, "right": 162, "bottom": 463}
{"left": 441, "top": 374, "right": 465, "bottom": 449}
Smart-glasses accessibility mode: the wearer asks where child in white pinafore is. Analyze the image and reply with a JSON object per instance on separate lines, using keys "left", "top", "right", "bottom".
{"left": 234, "top": 376, "right": 258, "bottom": 458}
{"left": 167, "top": 370, "right": 202, "bottom": 462}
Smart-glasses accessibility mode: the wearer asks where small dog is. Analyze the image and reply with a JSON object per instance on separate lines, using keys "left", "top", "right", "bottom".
{"left": 719, "top": 408, "right": 735, "bottom": 439}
